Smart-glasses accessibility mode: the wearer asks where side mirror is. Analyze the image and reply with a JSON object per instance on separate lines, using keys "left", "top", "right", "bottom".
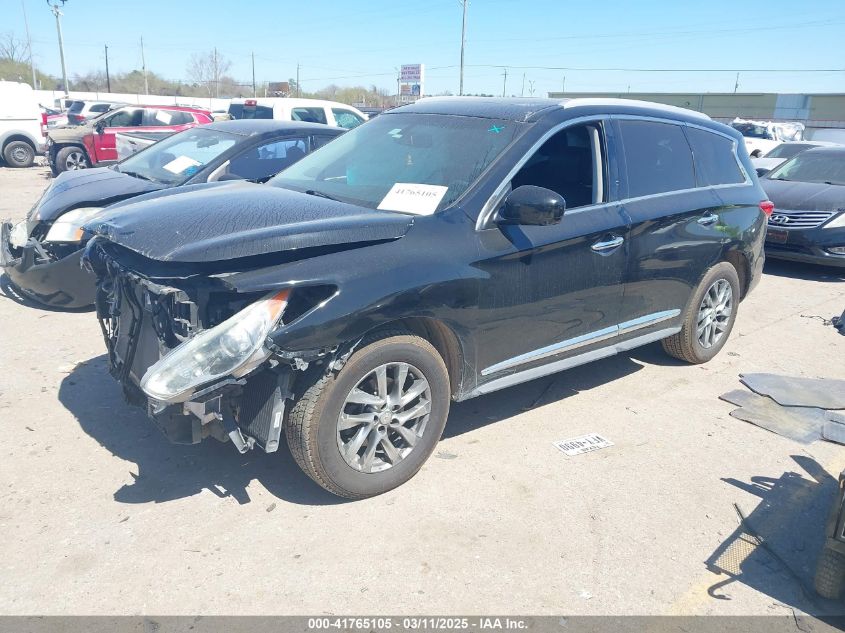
{"left": 95, "top": 121, "right": 105, "bottom": 135}
{"left": 498, "top": 185, "right": 566, "bottom": 226}
{"left": 755, "top": 167, "right": 771, "bottom": 178}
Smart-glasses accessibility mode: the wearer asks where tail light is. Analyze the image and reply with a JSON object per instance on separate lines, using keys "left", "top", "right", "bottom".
{"left": 245, "top": 99, "right": 257, "bottom": 107}
{"left": 41, "top": 112, "right": 48, "bottom": 137}
{"left": 759, "top": 200, "right": 774, "bottom": 217}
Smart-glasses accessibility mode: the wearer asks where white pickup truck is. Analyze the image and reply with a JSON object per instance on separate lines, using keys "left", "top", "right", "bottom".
{"left": 730, "top": 117, "right": 805, "bottom": 158}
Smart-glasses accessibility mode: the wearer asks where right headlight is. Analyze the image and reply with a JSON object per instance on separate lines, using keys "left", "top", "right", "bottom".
{"left": 44, "top": 206, "right": 104, "bottom": 243}
{"left": 141, "top": 289, "right": 290, "bottom": 403}
{"left": 825, "top": 211, "right": 845, "bottom": 229}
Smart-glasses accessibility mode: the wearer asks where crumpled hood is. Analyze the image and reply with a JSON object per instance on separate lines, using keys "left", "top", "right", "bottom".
{"left": 87, "top": 181, "right": 414, "bottom": 263}
{"left": 33, "top": 167, "right": 164, "bottom": 223}
{"left": 762, "top": 178, "right": 845, "bottom": 212}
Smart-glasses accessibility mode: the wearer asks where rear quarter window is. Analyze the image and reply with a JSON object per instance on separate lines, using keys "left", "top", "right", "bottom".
{"left": 291, "top": 107, "right": 328, "bottom": 124}
{"left": 619, "top": 120, "right": 695, "bottom": 198}
{"left": 685, "top": 128, "right": 746, "bottom": 186}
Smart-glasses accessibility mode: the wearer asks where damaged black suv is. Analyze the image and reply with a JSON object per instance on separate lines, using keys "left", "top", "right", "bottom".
{"left": 83, "top": 97, "right": 768, "bottom": 498}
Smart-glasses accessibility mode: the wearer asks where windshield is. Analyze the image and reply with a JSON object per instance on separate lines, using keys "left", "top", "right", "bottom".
{"left": 269, "top": 112, "right": 523, "bottom": 213}
{"left": 767, "top": 152, "right": 845, "bottom": 186}
{"left": 117, "top": 127, "right": 239, "bottom": 185}
{"left": 731, "top": 123, "right": 773, "bottom": 140}
{"left": 764, "top": 143, "right": 815, "bottom": 159}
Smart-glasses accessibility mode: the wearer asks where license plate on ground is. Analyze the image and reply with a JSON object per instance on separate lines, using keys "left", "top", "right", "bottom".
{"left": 553, "top": 433, "right": 614, "bottom": 456}
{"left": 767, "top": 228, "right": 788, "bottom": 244}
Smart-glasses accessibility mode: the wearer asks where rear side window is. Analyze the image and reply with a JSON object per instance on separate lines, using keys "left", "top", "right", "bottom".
{"left": 291, "top": 107, "right": 327, "bottom": 124}
{"left": 619, "top": 120, "right": 695, "bottom": 198}
{"left": 68, "top": 101, "right": 85, "bottom": 114}
{"left": 228, "top": 104, "right": 274, "bottom": 120}
{"left": 685, "top": 128, "right": 745, "bottom": 186}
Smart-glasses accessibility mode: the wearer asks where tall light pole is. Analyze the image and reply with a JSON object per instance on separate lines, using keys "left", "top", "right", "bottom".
{"left": 47, "top": 0, "right": 70, "bottom": 96}
{"left": 22, "top": 1, "right": 37, "bottom": 89}
{"left": 458, "top": 0, "right": 467, "bottom": 95}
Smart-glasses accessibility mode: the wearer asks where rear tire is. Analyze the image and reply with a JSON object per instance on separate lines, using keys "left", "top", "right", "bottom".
{"left": 662, "top": 262, "right": 740, "bottom": 364}
{"left": 3, "top": 140, "right": 35, "bottom": 168}
{"left": 815, "top": 547, "right": 845, "bottom": 600}
{"left": 55, "top": 146, "right": 89, "bottom": 173}
{"left": 285, "top": 330, "right": 450, "bottom": 499}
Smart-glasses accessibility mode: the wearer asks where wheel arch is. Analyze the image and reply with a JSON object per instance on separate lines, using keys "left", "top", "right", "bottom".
{"left": 2, "top": 133, "right": 37, "bottom": 153}
{"left": 360, "top": 316, "right": 466, "bottom": 400}
{"left": 721, "top": 249, "right": 751, "bottom": 299}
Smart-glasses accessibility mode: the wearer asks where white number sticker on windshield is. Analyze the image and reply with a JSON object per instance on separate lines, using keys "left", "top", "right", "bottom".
{"left": 377, "top": 183, "right": 448, "bottom": 215}
{"left": 162, "top": 155, "right": 201, "bottom": 174}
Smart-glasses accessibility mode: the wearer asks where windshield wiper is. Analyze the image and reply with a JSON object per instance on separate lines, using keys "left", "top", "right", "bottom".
{"left": 120, "top": 170, "right": 154, "bottom": 182}
{"left": 304, "top": 189, "right": 339, "bottom": 202}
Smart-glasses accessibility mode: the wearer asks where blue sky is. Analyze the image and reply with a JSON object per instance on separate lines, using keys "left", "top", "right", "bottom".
{"left": 11, "top": 0, "right": 845, "bottom": 96}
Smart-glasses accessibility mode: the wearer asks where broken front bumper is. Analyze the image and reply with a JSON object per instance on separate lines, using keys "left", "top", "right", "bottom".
{"left": 1, "top": 221, "right": 96, "bottom": 308}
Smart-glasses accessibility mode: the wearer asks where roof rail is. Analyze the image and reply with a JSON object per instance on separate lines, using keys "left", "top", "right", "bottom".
{"left": 563, "top": 97, "right": 711, "bottom": 120}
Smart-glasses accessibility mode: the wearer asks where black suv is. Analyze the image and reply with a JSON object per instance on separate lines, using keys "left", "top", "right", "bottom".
{"left": 83, "top": 97, "right": 769, "bottom": 498}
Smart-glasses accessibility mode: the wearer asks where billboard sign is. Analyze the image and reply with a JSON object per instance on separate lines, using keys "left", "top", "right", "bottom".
{"left": 400, "top": 64, "right": 423, "bottom": 83}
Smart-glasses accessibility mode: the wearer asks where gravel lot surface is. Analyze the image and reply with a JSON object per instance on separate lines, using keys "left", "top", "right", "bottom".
{"left": 1, "top": 165, "right": 844, "bottom": 616}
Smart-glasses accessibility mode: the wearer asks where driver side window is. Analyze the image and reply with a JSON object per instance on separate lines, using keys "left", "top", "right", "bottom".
{"left": 510, "top": 123, "right": 606, "bottom": 210}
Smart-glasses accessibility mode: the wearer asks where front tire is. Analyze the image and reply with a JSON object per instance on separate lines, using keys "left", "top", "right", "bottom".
{"left": 285, "top": 330, "right": 450, "bottom": 499}
{"left": 55, "top": 146, "right": 89, "bottom": 173}
{"left": 662, "top": 262, "right": 740, "bottom": 364}
{"left": 3, "top": 140, "right": 35, "bottom": 168}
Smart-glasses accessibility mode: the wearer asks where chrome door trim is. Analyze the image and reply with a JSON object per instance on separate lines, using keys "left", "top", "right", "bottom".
{"left": 464, "top": 326, "right": 681, "bottom": 400}
{"left": 480, "top": 308, "right": 681, "bottom": 377}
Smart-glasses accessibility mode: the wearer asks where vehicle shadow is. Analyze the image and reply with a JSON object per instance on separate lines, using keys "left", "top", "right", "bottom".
{"left": 58, "top": 354, "right": 347, "bottom": 507}
{"left": 59, "top": 346, "right": 652, "bottom": 506}
{"left": 0, "top": 273, "right": 94, "bottom": 313}
{"left": 445, "top": 348, "right": 648, "bottom": 439}
{"left": 704, "top": 455, "right": 845, "bottom": 616}
{"left": 763, "top": 259, "right": 845, "bottom": 283}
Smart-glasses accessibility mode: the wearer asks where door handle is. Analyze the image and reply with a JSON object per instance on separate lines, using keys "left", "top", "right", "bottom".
{"left": 697, "top": 213, "right": 719, "bottom": 226}
{"left": 591, "top": 235, "right": 624, "bottom": 252}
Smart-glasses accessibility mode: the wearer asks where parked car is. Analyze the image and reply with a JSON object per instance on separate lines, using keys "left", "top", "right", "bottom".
{"left": 41, "top": 105, "right": 68, "bottom": 129}
{"left": 761, "top": 146, "right": 845, "bottom": 267}
{"left": 228, "top": 98, "right": 367, "bottom": 129}
{"left": 0, "top": 81, "right": 47, "bottom": 168}
{"left": 46, "top": 104, "right": 213, "bottom": 175}
{"left": 751, "top": 140, "right": 839, "bottom": 176}
{"left": 1, "top": 120, "right": 343, "bottom": 308}
{"left": 65, "top": 100, "right": 123, "bottom": 126}
{"left": 730, "top": 117, "right": 804, "bottom": 158}
{"left": 359, "top": 107, "right": 384, "bottom": 119}
{"left": 80, "top": 97, "right": 768, "bottom": 498}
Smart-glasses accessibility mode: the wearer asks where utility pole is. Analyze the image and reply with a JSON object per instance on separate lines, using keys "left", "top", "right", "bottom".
{"left": 562, "top": 76, "right": 566, "bottom": 94}
{"left": 458, "top": 0, "right": 467, "bottom": 96}
{"left": 251, "top": 52, "right": 256, "bottom": 97}
{"left": 396, "top": 67, "right": 401, "bottom": 105}
{"left": 734, "top": 72, "right": 740, "bottom": 94}
{"left": 104, "top": 44, "right": 111, "bottom": 92}
{"left": 521, "top": 72, "right": 525, "bottom": 97}
{"left": 296, "top": 62, "right": 301, "bottom": 97}
{"left": 140, "top": 36, "right": 149, "bottom": 95}
{"left": 213, "top": 47, "right": 219, "bottom": 98}
{"left": 22, "top": 1, "right": 36, "bottom": 89}
{"left": 47, "top": 0, "right": 70, "bottom": 96}
{"left": 502, "top": 68, "right": 508, "bottom": 97}
{"left": 528, "top": 79, "right": 535, "bottom": 96}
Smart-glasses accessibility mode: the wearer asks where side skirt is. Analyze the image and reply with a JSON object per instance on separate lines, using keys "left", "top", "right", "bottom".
{"left": 458, "top": 326, "right": 680, "bottom": 401}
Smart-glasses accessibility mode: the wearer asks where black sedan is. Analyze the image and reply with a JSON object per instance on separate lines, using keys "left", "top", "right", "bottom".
{"left": 0, "top": 120, "right": 344, "bottom": 308}
{"left": 762, "top": 146, "right": 845, "bottom": 267}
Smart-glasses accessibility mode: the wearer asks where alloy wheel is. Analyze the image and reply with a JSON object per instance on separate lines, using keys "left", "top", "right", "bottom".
{"left": 337, "top": 362, "right": 431, "bottom": 473}
{"left": 65, "top": 151, "right": 87, "bottom": 170}
{"left": 697, "top": 279, "right": 733, "bottom": 349}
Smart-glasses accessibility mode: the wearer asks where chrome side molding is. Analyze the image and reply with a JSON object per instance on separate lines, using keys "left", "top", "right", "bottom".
{"left": 481, "top": 309, "right": 680, "bottom": 376}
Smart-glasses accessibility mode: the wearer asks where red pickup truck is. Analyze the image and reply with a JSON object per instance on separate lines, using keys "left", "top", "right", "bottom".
{"left": 46, "top": 104, "right": 212, "bottom": 174}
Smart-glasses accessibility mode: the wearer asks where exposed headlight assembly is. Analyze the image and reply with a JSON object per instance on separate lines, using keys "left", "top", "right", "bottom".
{"left": 825, "top": 211, "right": 845, "bottom": 229}
{"left": 44, "top": 206, "right": 104, "bottom": 243}
{"left": 141, "top": 289, "right": 290, "bottom": 402}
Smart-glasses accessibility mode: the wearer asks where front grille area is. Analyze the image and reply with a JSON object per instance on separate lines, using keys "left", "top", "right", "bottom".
{"left": 768, "top": 209, "right": 836, "bottom": 229}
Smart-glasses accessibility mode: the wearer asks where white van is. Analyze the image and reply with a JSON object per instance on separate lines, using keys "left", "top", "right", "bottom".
{"left": 228, "top": 98, "right": 367, "bottom": 130}
{"left": 0, "top": 81, "right": 46, "bottom": 167}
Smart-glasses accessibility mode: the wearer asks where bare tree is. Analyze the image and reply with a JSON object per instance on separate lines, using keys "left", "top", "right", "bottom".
{"left": 186, "top": 48, "right": 231, "bottom": 98}
{"left": 0, "top": 32, "right": 28, "bottom": 63}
